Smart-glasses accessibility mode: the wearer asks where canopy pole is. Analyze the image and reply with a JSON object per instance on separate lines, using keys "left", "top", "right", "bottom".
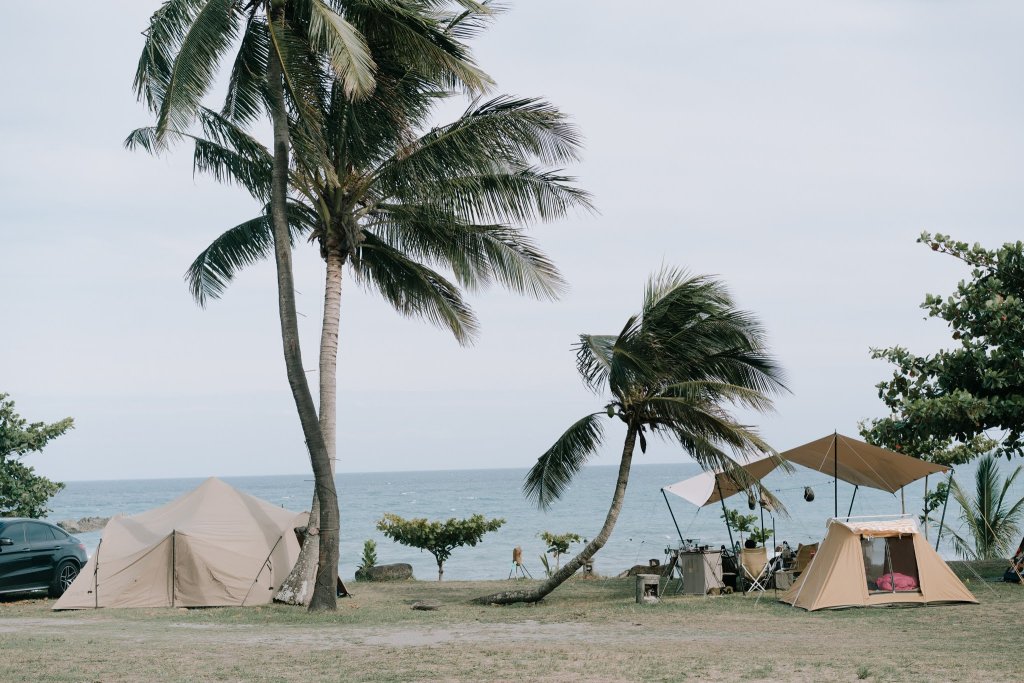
{"left": 923, "top": 475, "right": 930, "bottom": 541}
{"left": 900, "top": 486, "right": 906, "bottom": 515}
{"left": 846, "top": 485, "right": 859, "bottom": 518}
{"left": 935, "top": 470, "right": 953, "bottom": 551}
{"left": 716, "top": 480, "right": 736, "bottom": 554}
{"left": 661, "top": 489, "right": 684, "bottom": 544}
{"left": 171, "top": 530, "right": 176, "bottom": 608}
{"left": 759, "top": 504, "right": 766, "bottom": 548}
{"left": 833, "top": 431, "right": 839, "bottom": 518}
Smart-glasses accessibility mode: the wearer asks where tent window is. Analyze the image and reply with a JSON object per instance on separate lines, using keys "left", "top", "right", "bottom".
{"left": 861, "top": 536, "right": 921, "bottom": 593}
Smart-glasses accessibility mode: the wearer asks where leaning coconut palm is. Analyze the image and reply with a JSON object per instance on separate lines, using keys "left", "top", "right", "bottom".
{"left": 133, "top": 0, "right": 490, "bottom": 611}
{"left": 475, "top": 269, "right": 788, "bottom": 605}
{"left": 943, "top": 454, "right": 1024, "bottom": 561}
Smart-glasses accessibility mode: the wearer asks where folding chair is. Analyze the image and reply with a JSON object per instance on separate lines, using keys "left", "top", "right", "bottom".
{"left": 740, "top": 547, "right": 772, "bottom": 593}
{"left": 793, "top": 543, "right": 818, "bottom": 576}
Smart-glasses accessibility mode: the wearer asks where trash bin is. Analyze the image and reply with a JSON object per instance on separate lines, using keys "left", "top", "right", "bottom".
{"left": 635, "top": 574, "right": 660, "bottom": 603}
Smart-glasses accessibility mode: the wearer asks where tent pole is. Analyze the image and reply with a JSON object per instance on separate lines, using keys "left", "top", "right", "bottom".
{"left": 935, "top": 470, "right": 953, "bottom": 551}
{"left": 900, "top": 486, "right": 906, "bottom": 515}
{"left": 833, "top": 431, "right": 838, "bottom": 518}
{"left": 661, "top": 489, "right": 685, "bottom": 544}
{"left": 846, "top": 485, "right": 859, "bottom": 519}
{"left": 716, "top": 481, "right": 736, "bottom": 554}
{"left": 171, "top": 530, "right": 176, "bottom": 608}
{"left": 93, "top": 539, "right": 101, "bottom": 609}
{"left": 923, "top": 475, "right": 930, "bottom": 541}
{"left": 759, "top": 504, "right": 766, "bottom": 548}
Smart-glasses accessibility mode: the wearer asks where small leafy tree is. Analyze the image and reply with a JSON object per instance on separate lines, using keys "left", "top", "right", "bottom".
{"left": 943, "top": 454, "right": 1024, "bottom": 560}
{"left": 377, "top": 513, "right": 505, "bottom": 581}
{"left": 721, "top": 508, "right": 772, "bottom": 547}
{"left": 539, "top": 531, "right": 582, "bottom": 571}
{"left": 0, "top": 393, "right": 73, "bottom": 518}
{"left": 354, "top": 540, "right": 377, "bottom": 581}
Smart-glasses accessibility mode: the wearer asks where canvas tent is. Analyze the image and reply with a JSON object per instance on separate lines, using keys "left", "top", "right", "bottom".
{"left": 779, "top": 516, "right": 977, "bottom": 611}
{"left": 54, "top": 478, "right": 306, "bottom": 609}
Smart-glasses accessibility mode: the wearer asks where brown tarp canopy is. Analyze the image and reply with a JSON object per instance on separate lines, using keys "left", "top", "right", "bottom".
{"left": 780, "top": 433, "right": 948, "bottom": 493}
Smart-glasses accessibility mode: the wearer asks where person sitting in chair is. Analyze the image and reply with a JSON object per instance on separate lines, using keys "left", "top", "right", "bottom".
{"left": 744, "top": 537, "right": 757, "bottom": 549}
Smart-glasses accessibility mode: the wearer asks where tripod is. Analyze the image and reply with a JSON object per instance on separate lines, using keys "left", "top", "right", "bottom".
{"left": 508, "top": 561, "right": 533, "bottom": 579}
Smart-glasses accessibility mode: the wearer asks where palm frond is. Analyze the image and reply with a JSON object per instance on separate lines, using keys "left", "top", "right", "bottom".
{"left": 344, "top": 0, "right": 492, "bottom": 94}
{"left": 375, "top": 97, "right": 585, "bottom": 194}
{"left": 307, "top": 0, "right": 377, "bottom": 99}
{"left": 222, "top": 13, "right": 269, "bottom": 125}
{"left": 152, "top": 0, "right": 241, "bottom": 137}
{"left": 369, "top": 206, "right": 567, "bottom": 299}
{"left": 353, "top": 234, "right": 479, "bottom": 344}
{"left": 524, "top": 413, "right": 605, "bottom": 509}
{"left": 185, "top": 201, "right": 317, "bottom": 306}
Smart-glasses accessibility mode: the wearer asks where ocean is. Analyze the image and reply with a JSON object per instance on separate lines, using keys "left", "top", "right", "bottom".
{"left": 44, "top": 461, "right": 1021, "bottom": 582}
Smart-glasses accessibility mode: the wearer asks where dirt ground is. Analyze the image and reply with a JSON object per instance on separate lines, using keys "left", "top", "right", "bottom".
{"left": 2, "top": 577, "right": 1021, "bottom": 682}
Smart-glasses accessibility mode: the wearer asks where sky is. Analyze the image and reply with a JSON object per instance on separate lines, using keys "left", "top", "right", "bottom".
{"left": 2, "top": 1, "right": 1022, "bottom": 481}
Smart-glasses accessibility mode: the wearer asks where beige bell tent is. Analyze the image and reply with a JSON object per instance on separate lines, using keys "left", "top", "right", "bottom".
{"left": 54, "top": 478, "right": 306, "bottom": 609}
{"left": 780, "top": 516, "right": 977, "bottom": 611}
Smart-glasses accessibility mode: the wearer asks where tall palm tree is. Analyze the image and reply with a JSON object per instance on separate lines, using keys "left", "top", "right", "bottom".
{"left": 129, "top": 4, "right": 590, "bottom": 603}
{"left": 475, "top": 269, "right": 788, "bottom": 605}
{"left": 944, "top": 454, "right": 1024, "bottom": 560}
{"left": 133, "top": 0, "right": 489, "bottom": 611}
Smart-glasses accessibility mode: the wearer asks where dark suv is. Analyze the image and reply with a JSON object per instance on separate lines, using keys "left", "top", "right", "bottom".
{"left": 0, "top": 518, "right": 88, "bottom": 598}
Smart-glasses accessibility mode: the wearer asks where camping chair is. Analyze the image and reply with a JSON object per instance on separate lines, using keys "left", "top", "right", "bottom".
{"left": 740, "top": 547, "right": 772, "bottom": 593}
{"left": 793, "top": 543, "right": 818, "bottom": 575}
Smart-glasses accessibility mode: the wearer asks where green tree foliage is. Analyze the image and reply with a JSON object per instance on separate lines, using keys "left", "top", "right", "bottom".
{"left": 720, "top": 508, "right": 772, "bottom": 546}
{"left": 353, "top": 539, "right": 377, "bottom": 581}
{"left": 476, "top": 268, "right": 787, "bottom": 605}
{"left": 0, "top": 393, "right": 73, "bottom": 518}
{"left": 862, "top": 233, "right": 1024, "bottom": 464}
{"left": 377, "top": 513, "right": 504, "bottom": 580}
{"left": 943, "top": 454, "right": 1024, "bottom": 560}
{"left": 539, "top": 531, "right": 582, "bottom": 571}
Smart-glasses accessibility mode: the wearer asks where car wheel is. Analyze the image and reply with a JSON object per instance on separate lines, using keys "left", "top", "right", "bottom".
{"left": 49, "top": 560, "right": 79, "bottom": 598}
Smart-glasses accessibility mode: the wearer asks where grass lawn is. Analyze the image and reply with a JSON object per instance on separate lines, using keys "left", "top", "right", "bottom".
{"left": 2, "top": 571, "right": 1019, "bottom": 682}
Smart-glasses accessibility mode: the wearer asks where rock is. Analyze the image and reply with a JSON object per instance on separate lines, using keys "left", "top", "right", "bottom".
{"left": 618, "top": 563, "right": 668, "bottom": 578}
{"left": 411, "top": 601, "right": 440, "bottom": 611}
{"left": 56, "top": 516, "right": 110, "bottom": 534}
{"left": 354, "top": 563, "right": 414, "bottom": 582}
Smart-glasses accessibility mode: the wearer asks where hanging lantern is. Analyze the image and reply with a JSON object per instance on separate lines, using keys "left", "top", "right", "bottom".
{"left": 804, "top": 486, "right": 815, "bottom": 502}
{"left": 747, "top": 492, "right": 756, "bottom": 510}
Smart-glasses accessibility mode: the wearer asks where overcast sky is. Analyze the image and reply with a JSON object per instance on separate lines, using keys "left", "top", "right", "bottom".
{"left": 2, "top": 1, "right": 1022, "bottom": 481}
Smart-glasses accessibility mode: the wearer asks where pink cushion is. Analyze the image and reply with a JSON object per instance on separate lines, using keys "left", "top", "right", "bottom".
{"left": 876, "top": 572, "right": 918, "bottom": 591}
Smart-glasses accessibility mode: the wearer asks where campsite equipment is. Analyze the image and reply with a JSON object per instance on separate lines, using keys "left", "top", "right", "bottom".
{"left": 780, "top": 433, "right": 949, "bottom": 517}
{"left": 779, "top": 515, "right": 977, "bottom": 610}
{"left": 54, "top": 478, "right": 306, "bottom": 609}
{"left": 662, "top": 453, "right": 785, "bottom": 554}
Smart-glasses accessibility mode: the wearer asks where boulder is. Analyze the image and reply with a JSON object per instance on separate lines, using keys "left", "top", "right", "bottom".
{"left": 355, "top": 563, "right": 414, "bottom": 582}
{"left": 56, "top": 516, "right": 110, "bottom": 534}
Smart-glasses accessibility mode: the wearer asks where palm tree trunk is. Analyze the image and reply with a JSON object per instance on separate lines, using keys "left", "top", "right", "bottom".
{"left": 267, "top": 3, "right": 338, "bottom": 612}
{"left": 474, "top": 424, "right": 639, "bottom": 605}
{"left": 274, "top": 253, "right": 343, "bottom": 603}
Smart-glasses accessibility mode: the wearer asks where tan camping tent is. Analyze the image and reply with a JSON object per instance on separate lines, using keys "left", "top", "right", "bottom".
{"left": 54, "top": 478, "right": 306, "bottom": 609}
{"left": 779, "top": 517, "right": 977, "bottom": 611}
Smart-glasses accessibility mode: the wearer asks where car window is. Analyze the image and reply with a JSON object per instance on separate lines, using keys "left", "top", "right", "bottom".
{"left": 26, "top": 523, "right": 56, "bottom": 543}
{"left": 2, "top": 523, "right": 26, "bottom": 544}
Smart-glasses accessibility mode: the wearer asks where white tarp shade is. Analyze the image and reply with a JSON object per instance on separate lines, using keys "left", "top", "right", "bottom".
{"left": 663, "top": 454, "right": 783, "bottom": 507}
